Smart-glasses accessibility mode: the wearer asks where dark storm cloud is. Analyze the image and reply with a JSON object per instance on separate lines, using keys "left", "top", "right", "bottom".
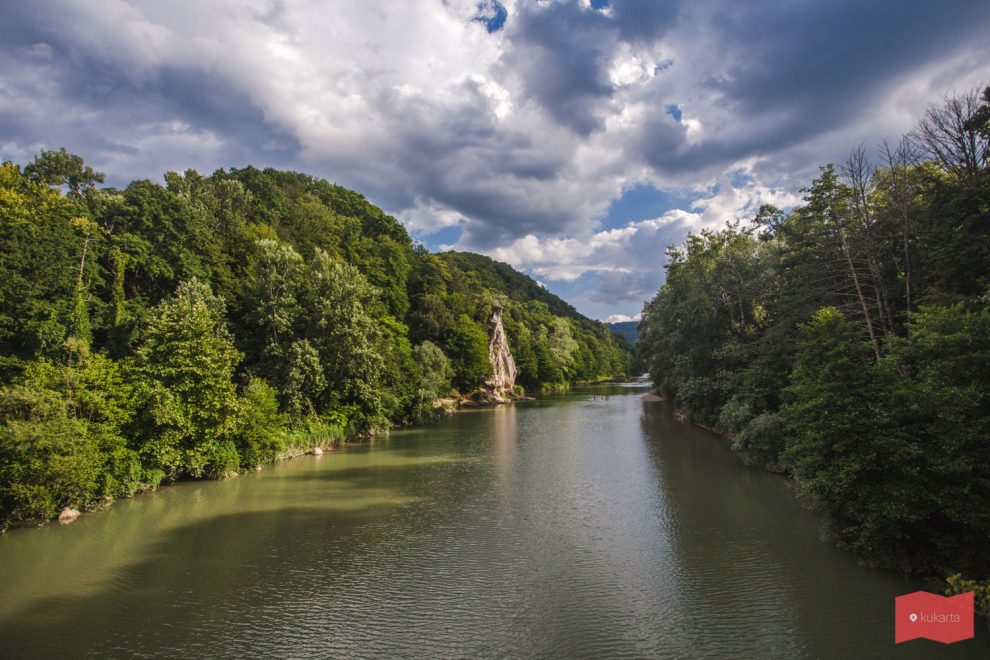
{"left": 500, "top": 0, "right": 681, "bottom": 136}
{"left": 501, "top": 1, "right": 616, "bottom": 135}
{"left": 297, "top": 72, "right": 589, "bottom": 250}
{"left": 709, "top": 0, "right": 987, "bottom": 117}
{"left": 312, "top": 79, "right": 575, "bottom": 244}
{"left": 0, "top": 2, "right": 298, "bottom": 183}
{"left": 1, "top": 0, "right": 988, "bottom": 318}
{"left": 632, "top": 0, "right": 990, "bottom": 177}
{"left": 609, "top": 0, "right": 680, "bottom": 43}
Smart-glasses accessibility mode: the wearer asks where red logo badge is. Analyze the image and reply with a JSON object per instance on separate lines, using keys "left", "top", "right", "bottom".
{"left": 895, "top": 591, "right": 974, "bottom": 644}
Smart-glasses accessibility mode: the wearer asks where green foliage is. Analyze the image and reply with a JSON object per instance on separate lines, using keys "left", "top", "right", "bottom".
{"left": 731, "top": 412, "right": 788, "bottom": 471}
{"left": 637, "top": 86, "right": 990, "bottom": 578}
{"left": 24, "top": 148, "right": 105, "bottom": 196}
{"left": 718, "top": 397, "right": 753, "bottom": 434}
{"left": 945, "top": 574, "right": 990, "bottom": 619}
{"left": 0, "top": 388, "right": 97, "bottom": 523}
{"left": 282, "top": 339, "right": 326, "bottom": 418}
{"left": 0, "top": 151, "right": 632, "bottom": 524}
{"left": 305, "top": 251, "right": 389, "bottom": 430}
{"left": 410, "top": 341, "right": 455, "bottom": 422}
{"left": 408, "top": 251, "right": 630, "bottom": 389}
{"left": 446, "top": 314, "right": 493, "bottom": 390}
{"left": 236, "top": 378, "right": 287, "bottom": 468}
{"left": 0, "top": 344, "right": 143, "bottom": 527}
{"left": 133, "top": 278, "right": 242, "bottom": 480}
{"left": 0, "top": 163, "right": 84, "bottom": 373}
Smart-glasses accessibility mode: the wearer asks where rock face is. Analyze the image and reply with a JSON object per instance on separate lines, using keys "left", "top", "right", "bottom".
{"left": 486, "top": 305, "right": 516, "bottom": 398}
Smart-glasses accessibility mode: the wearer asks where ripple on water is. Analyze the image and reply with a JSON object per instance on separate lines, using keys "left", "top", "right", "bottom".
{"left": 0, "top": 390, "right": 987, "bottom": 659}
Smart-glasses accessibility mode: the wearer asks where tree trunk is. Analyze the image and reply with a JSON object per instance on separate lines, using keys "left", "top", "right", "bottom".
{"left": 839, "top": 227, "right": 882, "bottom": 361}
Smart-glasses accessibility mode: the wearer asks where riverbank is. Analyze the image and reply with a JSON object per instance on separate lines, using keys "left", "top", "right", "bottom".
{"left": 4, "top": 386, "right": 985, "bottom": 658}
{"left": 644, "top": 390, "right": 990, "bottom": 614}
{"left": 1, "top": 384, "right": 540, "bottom": 533}
{"left": 640, "top": 390, "right": 734, "bottom": 440}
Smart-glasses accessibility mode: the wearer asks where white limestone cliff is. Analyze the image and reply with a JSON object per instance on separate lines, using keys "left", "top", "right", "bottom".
{"left": 486, "top": 305, "right": 516, "bottom": 398}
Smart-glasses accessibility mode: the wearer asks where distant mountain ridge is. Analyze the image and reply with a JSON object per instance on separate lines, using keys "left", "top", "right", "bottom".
{"left": 608, "top": 321, "right": 638, "bottom": 344}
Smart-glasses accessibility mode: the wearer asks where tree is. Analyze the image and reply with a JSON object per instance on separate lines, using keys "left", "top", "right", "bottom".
{"left": 238, "top": 238, "right": 306, "bottom": 394}
{"left": 23, "top": 148, "right": 104, "bottom": 196}
{"left": 802, "top": 165, "right": 883, "bottom": 360}
{"left": 910, "top": 87, "right": 988, "bottom": 183}
{"left": 964, "top": 86, "right": 990, "bottom": 137}
{"left": 410, "top": 341, "right": 454, "bottom": 422}
{"left": 781, "top": 308, "right": 923, "bottom": 566}
{"left": 236, "top": 378, "right": 287, "bottom": 469}
{"left": 0, "top": 342, "right": 142, "bottom": 527}
{"left": 303, "top": 251, "right": 388, "bottom": 430}
{"left": 0, "top": 163, "right": 84, "bottom": 372}
{"left": 446, "top": 314, "right": 493, "bottom": 390}
{"left": 877, "top": 138, "right": 922, "bottom": 328}
{"left": 133, "top": 279, "right": 242, "bottom": 480}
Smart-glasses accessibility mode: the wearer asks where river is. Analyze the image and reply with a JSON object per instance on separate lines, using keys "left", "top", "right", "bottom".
{"left": 0, "top": 384, "right": 985, "bottom": 658}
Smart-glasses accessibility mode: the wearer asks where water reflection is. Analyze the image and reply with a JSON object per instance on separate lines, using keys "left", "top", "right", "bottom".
{"left": 492, "top": 402, "right": 517, "bottom": 498}
{"left": 0, "top": 387, "right": 986, "bottom": 658}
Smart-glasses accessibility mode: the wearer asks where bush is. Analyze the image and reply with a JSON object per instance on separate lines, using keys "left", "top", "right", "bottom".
{"left": 100, "top": 446, "right": 144, "bottom": 499}
{"left": 732, "top": 412, "right": 788, "bottom": 470}
{"left": 447, "top": 314, "right": 493, "bottom": 389}
{"left": 945, "top": 574, "right": 990, "bottom": 619}
{"left": 237, "top": 378, "right": 287, "bottom": 468}
{"left": 409, "top": 341, "right": 454, "bottom": 423}
{"left": 718, "top": 396, "right": 752, "bottom": 433}
{"left": 0, "top": 350, "right": 146, "bottom": 526}
{"left": 0, "top": 386, "right": 102, "bottom": 523}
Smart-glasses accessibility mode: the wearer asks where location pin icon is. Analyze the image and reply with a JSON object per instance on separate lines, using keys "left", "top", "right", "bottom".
{"left": 909, "top": 613, "right": 918, "bottom": 623}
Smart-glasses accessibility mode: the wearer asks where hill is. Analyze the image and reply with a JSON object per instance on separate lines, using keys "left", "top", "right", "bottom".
{"left": 0, "top": 152, "right": 632, "bottom": 527}
{"left": 608, "top": 321, "right": 638, "bottom": 344}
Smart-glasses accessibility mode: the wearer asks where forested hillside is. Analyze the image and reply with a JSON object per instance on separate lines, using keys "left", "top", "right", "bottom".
{"left": 638, "top": 86, "right": 990, "bottom": 588}
{"left": 608, "top": 322, "right": 638, "bottom": 345}
{"left": 0, "top": 157, "right": 630, "bottom": 528}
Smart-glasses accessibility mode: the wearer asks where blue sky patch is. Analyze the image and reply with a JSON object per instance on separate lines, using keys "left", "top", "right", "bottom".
{"left": 599, "top": 184, "right": 688, "bottom": 230}
{"left": 474, "top": 1, "right": 507, "bottom": 33}
{"left": 416, "top": 225, "right": 464, "bottom": 252}
{"left": 730, "top": 169, "right": 753, "bottom": 188}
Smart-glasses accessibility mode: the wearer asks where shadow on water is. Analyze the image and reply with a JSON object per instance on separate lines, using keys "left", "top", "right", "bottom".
{"left": 638, "top": 399, "right": 989, "bottom": 659}
{"left": 0, "top": 507, "right": 395, "bottom": 658}
{"left": 0, "top": 450, "right": 499, "bottom": 659}
{"left": 1, "top": 389, "right": 986, "bottom": 659}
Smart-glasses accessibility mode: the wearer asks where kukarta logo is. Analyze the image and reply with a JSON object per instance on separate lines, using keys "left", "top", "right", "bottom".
{"left": 895, "top": 591, "right": 974, "bottom": 644}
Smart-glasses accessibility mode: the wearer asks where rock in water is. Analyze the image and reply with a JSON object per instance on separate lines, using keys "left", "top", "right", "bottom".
{"left": 310, "top": 446, "right": 323, "bottom": 456}
{"left": 58, "top": 508, "right": 80, "bottom": 524}
{"left": 486, "top": 305, "right": 516, "bottom": 398}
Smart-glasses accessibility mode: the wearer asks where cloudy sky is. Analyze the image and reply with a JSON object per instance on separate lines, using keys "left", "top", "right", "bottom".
{"left": 2, "top": 1, "right": 989, "bottom": 321}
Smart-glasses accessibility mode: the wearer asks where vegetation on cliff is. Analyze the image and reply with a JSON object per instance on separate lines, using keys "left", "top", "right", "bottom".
{"left": 638, "top": 86, "right": 990, "bottom": 579}
{"left": 0, "top": 158, "right": 630, "bottom": 527}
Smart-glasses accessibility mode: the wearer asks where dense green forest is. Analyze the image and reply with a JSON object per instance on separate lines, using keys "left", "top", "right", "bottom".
{"left": 0, "top": 157, "right": 630, "bottom": 528}
{"left": 638, "top": 86, "right": 990, "bottom": 589}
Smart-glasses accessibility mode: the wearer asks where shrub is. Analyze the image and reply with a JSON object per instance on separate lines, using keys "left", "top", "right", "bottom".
{"left": 237, "top": 378, "right": 287, "bottom": 468}
{"left": 718, "top": 396, "right": 752, "bottom": 433}
{"left": 732, "top": 412, "right": 788, "bottom": 471}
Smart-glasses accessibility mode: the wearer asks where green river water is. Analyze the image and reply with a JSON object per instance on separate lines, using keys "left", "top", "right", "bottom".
{"left": 0, "top": 384, "right": 986, "bottom": 658}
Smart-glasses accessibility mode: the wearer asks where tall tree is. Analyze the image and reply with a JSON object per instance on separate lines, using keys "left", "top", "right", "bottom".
{"left": 133, "top": 279, "right": 242, "bottom": 480}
